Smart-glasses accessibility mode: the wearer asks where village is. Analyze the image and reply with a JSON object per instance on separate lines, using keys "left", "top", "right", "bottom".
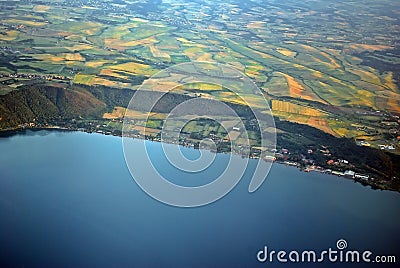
{"left": 4, "top": 114, "right": 396, "bottom": 193}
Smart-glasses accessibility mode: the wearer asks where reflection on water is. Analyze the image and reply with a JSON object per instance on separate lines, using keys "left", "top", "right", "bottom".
{"left": 0, "top": 131, "right": 399, "bottom": 267}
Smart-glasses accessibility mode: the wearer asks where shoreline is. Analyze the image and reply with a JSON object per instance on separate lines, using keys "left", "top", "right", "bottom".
{"left": 1, "top": 126, "right": 398, "bottom": 193}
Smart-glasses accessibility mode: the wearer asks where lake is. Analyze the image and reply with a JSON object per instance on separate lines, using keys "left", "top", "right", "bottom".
{"left": 0, "top": 130, "right": 399, "bottom": 267}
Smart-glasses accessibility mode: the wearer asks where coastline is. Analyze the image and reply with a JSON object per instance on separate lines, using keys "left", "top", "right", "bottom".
{"left": 0, "top": 126, "right": 77, "bottom": 138}
{"left": 1, "top": 125, "right": 398, "bottom": 194}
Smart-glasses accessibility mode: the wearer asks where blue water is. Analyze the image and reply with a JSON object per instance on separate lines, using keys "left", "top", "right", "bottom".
{"left": 0, "top": 130, "right": 399, "bottom": 267}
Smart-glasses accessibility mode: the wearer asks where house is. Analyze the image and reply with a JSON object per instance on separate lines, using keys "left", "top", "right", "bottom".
{"left": 332, "top": 171, "right": 344, "bottom": 176}
{"left": 281, "top": 148, "right": 289, "bottom": 154}
{"left": 357, "top": 141, "right": 371, "bottom": 147}
{"left": 355, "top": 174, "right": 370, "bottom": 180}
{"left": 344, "top": 170, "right": 355, "bottom": 178}
{"left": 263, "top": 155, "right": 276, "bottom": 162}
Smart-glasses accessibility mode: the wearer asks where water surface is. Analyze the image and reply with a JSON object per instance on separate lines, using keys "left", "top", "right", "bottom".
{"left": 0, "top": 130, "right": 399, "bottom": 267}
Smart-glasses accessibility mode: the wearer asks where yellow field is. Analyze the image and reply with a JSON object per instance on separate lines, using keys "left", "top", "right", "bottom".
{"left": 219, "top": 93, "right": 266, "bottom": 109}
{"left": 85, "top": 61, "right": 110, "bottom": 68}
{"left": 384, "top": 72, "right": 398, "bottom": 91}
{"left": 81, "top": 5, "right": 99, "bottom": 10}
{"left": 349, "top": 44, "right": 393, "bottom": 52}
{"left": 276, "top": 47, "right": 296, "bottom": 57}
{"left": 67, "top": 44, "right": 94, "bottom": 51}
{"left": 272, "top": 111, "right": 309, "bottom": 124}
{"left": 64, "top": 34, "right": 81, "bottom": 41}
{"left": 245, "top": 68, "right": 259, "bottom": 78}
{"left": 352, "top": 90, "right": 375, "bottom": 108}
{"left": 33, "top": 5, "right": 51, "bottom": 12}
{"left": 299, "top": 44, "right": 319, "bottom": 53}
{"left": 273, "top": 110, "right": 339, "bottom": 137}
{"left": 32, "top": 54, "right": 64, "bottom": 62}
{"left": 312, "top": 70, "right": 324, "bottom": 78}
{"left": 180, "top": 82, "right": 223, "bottom": 91}
{"left": 106, "top": 23, "right": 139, "bottom": 39}
{"left": 176, "top": 37, "right": 194, "bottom": 44}
{"left": 227, "top": 131, "right": 241, "bottom": 141}
{"left": 103, "top": 107, "right": 161, "bottom": 120}
{"left": 298, "top": 44, "right": 341, "bottom": 69}
{"left": 67, "top": 21, "right": 103, "bottom": 35}
{"left": 253, "top": 49, "right": 273, "bottom": 59}
{"left": 22, "top": 14, "right": 44, "bottom": 21}
{"left": 74, "top": 74, "right": 131, "bottom": 88}
{"left": 2, "top": 19, "right": 46, "bottom": 27}
{"left": 386, "top": 93, "right": 400, "bottom": 113}
{"left": 33, "top": 53, "right": 85, "bottom": 62}
{"left": 348, "top": 67, "right": 381, "bottom": 85}
{"left": 245, "top": 63, "right": 267, "bottom": 81}
{"left": 64, "top": 53, "right": 85, "bottom": 61}
{"left": 278, "top": 72, "right": 316, "bottom": 101}
{"left": 307, "top": 117, "right": 337, "bottom": 136}
{"left": 328, "top": 119, "right": 368, "bottom": 138}
{"left": 144, "top": 80, "right": 182, "bottom": 92}
{"left": 184, "top": 47, "right": 206, "bottom": 59}
{"left": 131, "top": 18, "right": 149, "bottom": 23}
{"left": 91, "top": 77, "right": 128, "bottom": 88}
{"left": 100, "top": 69, "right": 129, "bottom": 80}
{"left": 319, "top": 51, "right": 341, "bottom": 69}
{"left": 149, "top": 45, "right": 171, "bottom": 61}
{"left": 333, "top": 127, "right": 349, "bottom": 137}
{"left": 0, "top": 30, "right": 19, "bottom": 41}
{"left": 104, "top": 36, "right": 158, "bottom": 50}
{"left": 356, "top": 135, "right": 380, "bottom": 141}
{"left": 197, "top": 53, "right": 214, "bottom": 62}
{"left": 272, "top": 100, "right": 326, "bottom": 117}
{"left": 73, "top": 74, "right": 95, "bottom": 85}
{"left": 107, "top": 62, "right": 158, "bottom": 76}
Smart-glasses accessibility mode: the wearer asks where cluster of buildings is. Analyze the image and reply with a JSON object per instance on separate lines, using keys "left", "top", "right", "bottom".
{"left": 0, "top": 73, "right": 71, "bottom": 81}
